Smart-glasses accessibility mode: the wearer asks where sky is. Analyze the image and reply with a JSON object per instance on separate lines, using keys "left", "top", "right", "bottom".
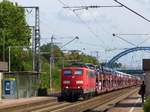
{"left": 8, "top": 0, "right": 150, "bottom": 68}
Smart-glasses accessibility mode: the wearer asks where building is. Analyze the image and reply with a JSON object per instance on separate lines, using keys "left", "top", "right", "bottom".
{"left": 3, "top": 71, "right": 39, "bottom": 99}
{"left": 0, "top": 62, "right": 39, "bottom": 99}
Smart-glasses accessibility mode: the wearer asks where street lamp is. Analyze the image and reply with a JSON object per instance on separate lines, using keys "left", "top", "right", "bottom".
{"left": 60, "top": 36, "right": 79, "bottom": 67}
{"left": 61, "top": 36, "right": 79, "bottom": 49}
{"left": 39, "top": 36, "right": 79, "bottom": 92}
{"left": 112, "top": 33, "right": 137, "bottom": 47}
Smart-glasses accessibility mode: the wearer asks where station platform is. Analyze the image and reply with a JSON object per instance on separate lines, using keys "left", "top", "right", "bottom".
{"left": 107, "top": 92, "right": 144, "bottom": 112}
{"left": 0, "top": 96, "right": 56, "bottom": 109}
{"left": 0, "top": 92, "right": 60, "bottom": 108}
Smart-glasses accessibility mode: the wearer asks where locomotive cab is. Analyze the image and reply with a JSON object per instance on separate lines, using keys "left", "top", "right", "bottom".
{"left": 58, "top": 63, "right": 141, "bottom": 101}
{"left": 60, "top": 66, "right": 96, "bottom": 100}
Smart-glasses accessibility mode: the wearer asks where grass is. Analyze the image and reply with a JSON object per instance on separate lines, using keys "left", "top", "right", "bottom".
{"left": 144, "top": 97, "right": 150, "bottom": 112}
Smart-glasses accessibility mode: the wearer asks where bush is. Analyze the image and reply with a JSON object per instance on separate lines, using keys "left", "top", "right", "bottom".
{"left": 37, "top": 88, "right": 48, "bottom": 96}
{"left": 144, "top": 97, "right": 150, "bottom": 112}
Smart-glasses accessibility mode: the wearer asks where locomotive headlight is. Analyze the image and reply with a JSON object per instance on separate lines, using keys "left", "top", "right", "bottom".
{"left": 76, "top": 80, "right": 83, "bottom": 84}
{"left": 63, "top": 80, "right": 70, "bottom": 84}
{"left": 65, "top": 86, "right": 69, "bottom": 88}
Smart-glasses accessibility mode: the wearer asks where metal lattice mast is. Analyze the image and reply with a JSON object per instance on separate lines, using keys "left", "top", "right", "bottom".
{"left": 35, "top": 7, "right": 41, "bottom": 72}
{"left": 22, "top": 7, "right": 41, "bottom": 72}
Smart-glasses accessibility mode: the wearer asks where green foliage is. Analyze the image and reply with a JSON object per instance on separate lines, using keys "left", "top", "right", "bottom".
{"left": 0, "top": 0, "right": 31, "bottom": 61}
{"left": 21, "top": 49, "right": 33, "bottom": 71}
{"left": 0, "top": 1, "right": 102, "bottom": 92}
{"left": 9, "top": 47, "right": 33, "bottom": 71}
{"left": 39, "top": 43, "right": 100, "bottom": 91}
{"left": 40, "top": 56, "right": 50, "bottom": 88}
{"left": 0, "top": 0, "right": 100, "bottom": 90}
{"left": 80, "top": 53, "right": 99, "bottom": 64}
{"left": 64, "top": 51, "right": 99, "bottom": 66}
{"left": 40, "top": 43, "right": 63, "bottom": 61}
{"left": 144, "top": 97, "right": 150, "bottom": 112}
{"left": 52, "top": 66, "right": 61, "bottom": 91}
{"left": 40, "top": 55, "right": 61, "bottom": 90}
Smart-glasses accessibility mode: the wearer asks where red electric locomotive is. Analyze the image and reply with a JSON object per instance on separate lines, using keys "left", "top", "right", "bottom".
{"left": 59, "top": 63, "right": 96, "bottom": 100}
{"left": 58, "top": 63, "right": 141, "bottom": 101}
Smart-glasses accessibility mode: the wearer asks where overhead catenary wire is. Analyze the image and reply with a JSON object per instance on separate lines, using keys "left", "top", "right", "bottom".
{"left": 76, "top": 0, "right": 150, "bottom": 47}
{"left": 113, "top": 34, "right": 150, "bottom": 54}
{"left": 57, "top": 0, "right": 150, "bottom": 61}
{"left": 113, "top": 0, "right": 150, "bottom": 23}
{"left": 113, "top": 33, "right": 150, "bottom": 48}
{"left": 63, "top": 5, "right": 122, "bottom": 11}
{"left": 73, "top": 0, "right": 127, "bottom": 51}
{"left": 137, "top": 36, "right": 150, "bottom": 46}
{"left": 78, "top": 41, "right": 103, "bottom": 47}
{"left": 73, "top": 10, "right": 106, "bottom": 48}
{"left": 57, "top": 0, "right": 107, "bottom": 49}
{"left": 115, "top": 34, "right": 150, "bottom": 36}
{"left": 79, "top": 0, "right": 108, "bottom": 47}
{"left": 58, "top": 0, "right": 148, "bottom": 51}
{"left": 112, "top": 33, "right": 137, "bottom": 47}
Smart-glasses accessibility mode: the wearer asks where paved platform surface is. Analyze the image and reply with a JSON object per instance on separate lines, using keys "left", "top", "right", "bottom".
{"left": 107, "top": 92, "right": 144, "bottom": 112}
{"left": 0, "top": 96, "right": 56, "bottom": 109}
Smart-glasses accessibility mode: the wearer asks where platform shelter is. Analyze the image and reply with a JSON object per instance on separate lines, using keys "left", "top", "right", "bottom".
{"left": 2, "top": 71, "right": 39, "bottom": 99}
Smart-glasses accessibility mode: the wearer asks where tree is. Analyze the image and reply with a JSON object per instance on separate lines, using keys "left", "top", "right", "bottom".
{"left": 40, "top": 43, "right": 63, "bottom": 90}
{"left": 0, "top": 0, "right": 31, "bottom": 61}
{"left": 40, "top": 43, "right": 63, "bottom": 61}
{"left": 63, "top": 51, "right": 99, "bottom": 66}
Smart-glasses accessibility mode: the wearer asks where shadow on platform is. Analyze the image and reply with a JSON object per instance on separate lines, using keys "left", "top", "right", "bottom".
{"left": 115, "top": 102, "right": 142, "bottom": 108}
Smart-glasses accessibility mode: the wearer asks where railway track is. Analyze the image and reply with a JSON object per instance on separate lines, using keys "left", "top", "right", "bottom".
{"left": 0, "top": 87, "right": 138, "bottom": 112}
{"left": 51, "top": 87, "right": 138, "bottom": 112}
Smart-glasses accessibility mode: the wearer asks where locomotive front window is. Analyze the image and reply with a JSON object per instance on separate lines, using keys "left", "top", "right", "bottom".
{"left": 74, "top": 69, "right": 83, "bottom": 75}
{"left": 63, "top": 70, "right": 72, "bottom": 76}
{"left": 88, "top": 71, "right": 96, "bottom": 77}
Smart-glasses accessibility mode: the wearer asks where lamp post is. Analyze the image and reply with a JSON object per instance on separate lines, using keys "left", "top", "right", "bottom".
{"left": 61, "top": 36, "right": 79, "bottom": 49}
{"left": 50, "top": 36, "right": 79, "bottom": 92}
{"left": 112, "top": 33, "right": 137, "bottom": 47}
{"left": 39, "top": 36, "right": 79, "bottom": 93}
